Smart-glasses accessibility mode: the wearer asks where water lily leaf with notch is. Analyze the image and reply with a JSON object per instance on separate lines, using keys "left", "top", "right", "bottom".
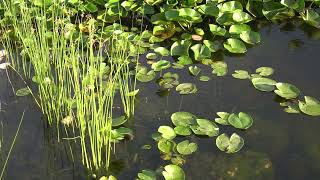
{"left": 176, "top": 140, "right": 198, "bottom": 155}
{"left": 228, "top": 112, "right": 253, "bottom": 129}
{"left": 177, "top": 56, "right": 193, "bottom": 65}
{"left": 159, "top": 72, "right": 179, "bottom": 89}
{"left": 165, "top": 9, "right": 181, "bottom": 21}
{"left": 178, "top": 8, "right": 203, "bottom": 23}
{"left": 216, "top": 133, "right": 244, "bottom": 153}
{"left": 158, "top": 126, "right": 176, "bottom": 140}
{"left": 146, "top": 52, "right": 158, "bottom": 60}
{"left": 158, "top": 139, "right": 175, "bottom": 153}
{"left": 199, "top": 75, "right": 210, "bottom": 81}
{"left": 301, "top": 9, "right": 320, "bottom": 28}
{"left": 219, "top": 1, "right": 243, "bottom": 12}
{"left": 274, "top": 82, "right": 300, "bottom": 99}
{"left": 281, "top": 0, "right": 305, "bottom": 12}
{"left": 176, "top": 83, "right": 198, "bottom": 94}
{"left": 256, "top": 67, "right": 274, "bottom": 76}
{"left": 16, "top": 87, "right": 31, "bottom": 97}
{"left": 240, "top": 30, "right": 261, "bottom": 44}
{"left": 280, "top": 101, "right": 301, "bottom": 114}
{"left": 151, "top": 60, "right": 171, "bottom": 71}
{"left": 209, "top": 24, "right": 227, "bottom": 36}
{"left": 171, "top": 111, "right": 197, "bottom": 127}
{"left": 174, "top": 126, "right": 192, "bottom": 136}
{"left": 171, "top": 40, "right": 192, "bottom": 56}
{"left": 136, "top": 67, "right": 156, "bottom": 82}
{"left": 215, "top": 112, "right": 230, "bottom": 125}
{"left": 232, "top": 70, "right": 250, "bottom": 79}
{"left": 211, "top": 61, "right": 228, "bottom": 76}
{"left": 162, "top": 164, "right": 185, "bottom": 180}
{"left": 229, "top": 24, "right": 251, "bottom": 35}
{"left": 262, "top": 2, "right": 295, "bottom": 20}
{"left": 154, "top": 47, "right": 170, "bottom": 56}
{"left": 203, "top": 40, "right": 220, "bottom": 52}
{"left": 112, "top": 115, "right": 127, "bottom": 127}
{"left": 223, "top": 38, "right": 247, "bottom": 54}
{"left": 196, "top": 3, "right": 219, "bottom": 17}
{"left": 251, "top": 77, "right": 277, "bottom": 92}
{"left": 137, "top": 169, "right": 157, "bottom": 180}
{"left": 216, "top": 12, "right": 235, "bottom": 26}
{"left": 189, "top": 66, "right": 201, "bottom": 76}
{"left": 298, "top": 96, "right": 320, "bottom": 116}
{"left": 233, "top": 11, "right": 253, "bottom": 23}
{"left": 190, "top": 119, "right": 219, "bottom": 137}
{"left": 191, "top": 44, "right": 211, "bottom": 61}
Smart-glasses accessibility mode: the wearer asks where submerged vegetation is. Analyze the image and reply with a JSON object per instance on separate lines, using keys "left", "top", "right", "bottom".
{"left": 0, "top": 0, "right": 320, "bottom": 179}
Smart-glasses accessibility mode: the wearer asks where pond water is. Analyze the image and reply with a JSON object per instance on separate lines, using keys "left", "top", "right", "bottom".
{"left": 1, "top": 21, "right": 320, "bottom": 180}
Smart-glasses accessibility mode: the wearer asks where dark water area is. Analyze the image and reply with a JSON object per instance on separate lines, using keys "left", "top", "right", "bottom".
{"left": 1, "top": 21, "right": 320, "bottom": 180}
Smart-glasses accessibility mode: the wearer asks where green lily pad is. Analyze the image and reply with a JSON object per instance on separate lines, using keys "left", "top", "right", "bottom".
{"left": 281, "top": 0, "right": 305, "bottom": 12}
{"left": 177, "top": 56, "right": 193, "bottom": 65}
{"left": 216, "top": 12, "right": 235, "bottom": 26}
{"left": 298, "top": 96, "right": 320, "bottom": 116}
{"left": 190, "top": 119, "right": 219, "bottom": 137}
{"left": 158, "top": 126, "right": 176, "bottom": 140}
{"left": 178, "top": 8, "right": 202, "bottom": 23}
{"left": 211, "top": 61, "right": 228, "bottom": 76}
{"left": 215, "top": 112, "right": 230, "bottom": 125}
{"left": 176, "top": 140, "right": 198, "bottom": 155}
{"left": 229, "top": 24, "right": 251, "bottom": 35}
{"left": 154, "top": 47, "right": 170, "bottom": 56}
{"left": 158, "top": 139, "right": 174, "bottom": 153}
{"left": 219, "top": 1, "right": 243, "bottom": 12}
{"left": 15, "top": 87, "right": 31, "bottom": 97}
{"left": 233, "top": 11, "right": 253, "bottom": 23}
{"left": 274, "top": 82, "right": 300, "bottom": 99}
{"left": 302, "top": 9, "right": 320, "bottom": 28}
{"left": 146, "top": 52, "right": 158, "bottom": 60}
{"left": 240, "top": 31, "right": 261, "bottom": 44}
{"left": 203, "top": 40, "right": 220, "bottom": 52}
{"left": 171, "top": 40, "right": 192, "bottom": 57}
{"left": 174, "top": 126, "right": 192, "bottom": 136}
{"left": 162, "top": 164, "right": 185, "bottom": 180}
{"left": 151, "top": 60, "right": 171, "bottom": 71}
{"left": 137, "top": 169, "right": 157, "bottom": 180}
{"left": 197, "top": 4, "right": 219, "bottom": 17}
{"left": 188, "top": 66, "right": 201, "bottom": 76}
{"left": 136, "top": 67, "right": 156, "bottom": 82}
{"left": 256, "top": 67, "right": 274, "bottom": 77}
{"left": 171, "top": 111, "right": 197, "bottom": 127}
{"left": 199, "top": 75, "right": 211, "bottom": 81}
{"left": 176, "top": 83, "right": 198, "bottom": 95}
{"left": 216, "top": 133, "right": 244, "bottom": 153}
{"left": 251, "top": 77, "right": 277, "bottom": 92}
{"left": 159, "top": 72, "right": 179, "bottom": 89}
{"left": 232, "top": 70, "right": 250, "bottom": 79}
{"left": 112, "top": 115, "right": 127, "bottom": 127}
{"left": 228, "top": 112, "right": 253, "bottom": 130}
{"left": 223, "top": 38, "right": 247, "bottom": 54}
{"left": 209, "top": 24, "right": 227, "bottom": 36}
{"left": 190, "top": 44, "right": 211, "bottom": 61}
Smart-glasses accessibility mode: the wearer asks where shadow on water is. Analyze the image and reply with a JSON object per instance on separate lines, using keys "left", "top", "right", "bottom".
{"left": 1, "top": 22, "right": 320, "bottom": 180}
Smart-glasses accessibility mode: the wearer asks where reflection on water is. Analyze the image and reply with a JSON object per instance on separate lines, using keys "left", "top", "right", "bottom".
{"left": 1, "top": 22, "right": 320, "bottom": 180}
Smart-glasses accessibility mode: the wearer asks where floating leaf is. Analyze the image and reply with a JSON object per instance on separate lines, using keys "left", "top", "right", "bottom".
{"left": 228, "top": 112, "right": 253, "bottom": 130}
{"left": 209, "top": 24, "right": 227, "bottom": 36}
{"left": 274, "top": 82, "right": 300, "bottom": 99}
{"left": 215, "top": 112, "right": 230, "bottom": 125}
{"left": 146, "top": 52, "right": 158, "bottom": 60}
{"left": 174, "top": 126, "right": 192, "bottom": 136}
{"left": 219, "top": 1, "right": 243, "bottom": 12}
{"left": 197, "top": 4, "right": 219, "bottom": 17}
{"left": 158, "top": 139, "right": 174, "bottom": 153}
{"left": 203, "top": 40, "right": 220, "bottom": 52}
{"left": 211, "top": 61, "right": 228, "bottom": 76}
{"left": 176, "top": 83, "right": 198, "bottom": 94}
{"left": 240, "top": 31, "right": 261, "bottom": 44}
{"left": 171, "top": 112, "right": 197, "bottom": 127}
{"left": 216, "top": 12, "right": 235, "bottom": 26}
{"left": 15, "top": 87, "right": 31, "bottom": 97}
{"left": 223, "top": 38, "right": 247, "bottom": 54}
{"left": 229, "top": 24, "right": 251, "bottom": 35}
{"left": 301, "top": 9, "right": 320, "bottom": 28}
{"left": 251, "top": 77, "right": 277, "bottom": 92}
{"left": 154, "top": 47, "right": 170, "bottom": 56}
{"left": 158, "top": 126, "right": 176, "bottom": 140}
{"left": 199, "top": 75, "right": 210, "bottom": 81}
{"left": 188, "top": 66, "right": 201, "bottom": 76}
{"left": 177, "top": 56, "right": 193, "bottom": 65}
{"left": 137, "top": 170, "right": 157, "bottom": 180}
{"left": 151, "top": 60, "right": 171, "bottom": 71}
{"left": 216, "top": 133, "right": 244, "bottom": 153}
{"left": 171, "top": 40, "right": 192, "bottom": 56}
{"left": 136, "top": 67, "right": 156, "bottom": 82}
{"left": 233, "top": 11, "right": 253, "bottom": 23}
{"left": 159, "top": 72, "right": 179, "bottom": 89}
{"left": 190, "top": 44, "right": 211, "bottom": 61}
{"left": 176, "top": 140, "right": 198, "bottom": 155}
{"left": 256, "top": 67, "right": 274, "bottom": 77}
{"left": 298, "top": 96, "right": 320, "bottom": 116}
{"left": 178, "top": 8, "right": 202, "bottom": 23}
{"left": 232, "top": 70, "right": 250, "bottom": 79}
{"left": 112, "top": 116, "right": 127, "bottom": 127}
{"left": 162, "top": 164, "right": 185, "bottom": 180}
{"left": 190, "top": 119, "right": 219, "bottom": 137}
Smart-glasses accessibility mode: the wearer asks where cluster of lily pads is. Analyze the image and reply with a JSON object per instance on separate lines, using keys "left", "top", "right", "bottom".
{"left": 135, "top": 110, "right": 253, "bottom": 180}
{"left": 232, "top": 66, "right": 320, "bottom": 116}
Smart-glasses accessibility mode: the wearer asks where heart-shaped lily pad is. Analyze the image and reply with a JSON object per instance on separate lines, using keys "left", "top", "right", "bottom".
{"left": 136, "top": 67, "right": 156, "bottom": 82}
{"left": 151, "top": 60, "right": 171, "bottom": 71}
{"left": 232, "top": 70, "right": 250, "bottom": 79}
{"left": 171, "top": 111, "right": 197, "bottom": 127}
{"left": 176, "top": 140, "right": 198, "bottom": 155}
{"left": 199, "top": 75, "right": 210, "bottom": 81}
{"left": 216, "top": 133, "right": 244, "bottom": 153}
{"left": 298, "top": 96, "right": 320, "bottom": 116}
{"left": 188, "top": 66, "right": 201, "bottom": 76}
{"left": 174, "top": 126, "right": 192, "bottom": 136}
{"left": 190, "top": 119, "right": 219, "bottom": 137}
{"left": 251, "top": 77, "right": 277, "bottom": 92}
{"left": 240, "top": 30, "right": 260, "bottom": 44}
{"left": 171, "top": 40, "right": 192, "bottom": 56}
{"left": 146, "top": 52, "right": 158, "bottom": 60}
{"left": 176, "top": 83, "right": 197, "bottom": 95}
{"left": 112, "top": 115, "right": 127, "bottom": 127}
{"left": 223, "top": 38, "right": 247, "bottom": 54}
{"left": 159, "top": 72, "right": 179, "bottom": 89}
{"left": 211, "top": 61, "right": 228, "bottom": 76}
{"left": 274, "top": 82, "right": 300, "bottom": 99}
{"left": 227, "top": 112, "right": 253, "bottom": 129}
{"left": 215, "top": 112, "right": 230, "bottom": 125}
{"left": 158, "top": 126, "right": 176, "bottom": 140}
{"left": 137, "top": 169, "right": 157, "bottom": 180}
{"left": 154, "top": 47, "right": 170, "bottom": 56}
{"left": 158, "top": 139, "right": 174, "bottom": 154}
{"left": 256, "top": 67, "right": 274, "bottom": 77}
{"left": 162, "top": 164, "right": 185, "bottom": 180}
